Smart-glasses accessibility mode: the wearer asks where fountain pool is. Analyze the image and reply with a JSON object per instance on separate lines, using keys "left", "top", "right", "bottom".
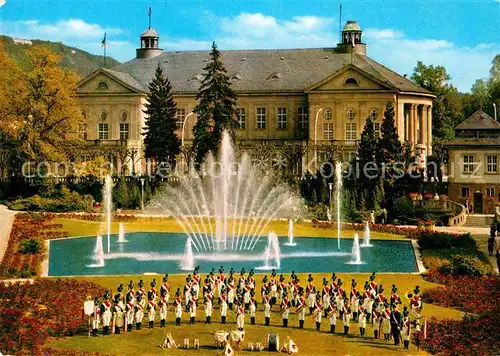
{"left": 47, "top": 232, "right": 418, "bottom": 276}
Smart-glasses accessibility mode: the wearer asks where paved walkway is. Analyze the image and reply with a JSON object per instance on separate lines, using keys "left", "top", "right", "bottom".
{"left": 0, "top": 205, "right": 17, "bottom": 263}
{"left": 436, "top": 226, "right": 499, "bottom": 274}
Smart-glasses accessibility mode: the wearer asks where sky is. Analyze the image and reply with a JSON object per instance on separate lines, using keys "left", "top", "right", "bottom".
{"left": 0, "top": 0, "right": 499, "bottom": 92}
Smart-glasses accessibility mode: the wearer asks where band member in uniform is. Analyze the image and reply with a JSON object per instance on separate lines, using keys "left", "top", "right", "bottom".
{"left": 227, "top": 278, "right": 236, "bottom": 310}
{"left": 243, "top": 283, "right": 251, "bottom": 310}
{"left": 263, "top": 290, "right": 272, "bottom": 326}
{"left": 137, "top": 279, "right": 146, "bottom": 299}
{"left": 342, "top": 307, "right": 352, "bottom": 335}
{"left": 409, "top": 286, "right": 423, "bottom": 318}
{"left": 401, "top": 307, "right": 411, "bottom": 350}
{"left": 306, "top": 275, "right": 316, "bottom": 314}
{"left": 278, "top": 274, "right": 286, "bottom": 304}
{"left": 312, "top": 294, "right": 322, "bottom": 331}
{"left": 125, "top": 281, "right": 135, "bottom": 332}
{"left": 205, "top": 285, "right": 213, "bottom": 324}
{"left": 372, "top": 308, "right": 382, "bottom": 339}
{"left": 327, "top": 299, "right": 338, "bottom": 333}
{"left": 192, "top": 269, "right": 201, "bottom": 300}
{"left": 158, "top": 285, "right": 168, "bottom": 328}
{"left": 146, "top": 280, "right": 157, "bottom": 329}
{"left": 381, "top": 303, "right": 392, "bottom": 342}
{"left": 321, "top": 278, "right": 331, "bottom": 317}
{"left": 249, "top": 291, "right": 257, "bottom": 325}
{"left": 390, "top": 303, "right": 402, "bottom": 346}
{"left": 239, "top": 268, "right": 246, "bottom": 289}
{"left": 220, "top": 289, "right": 228, "bottom": 324}
{"left": 358, "top": 306, "right": 367, "bottom": 337}
{"left": 248, "top": 270, "right": 256, "bottom": 292}
{"left": 91, "top": 296, "right": 100, "bottom": 336}
{"left": 135, "top": 290, "right": 146, "bottom": 330}
{"left": 296, "top": 291, "right": 306, "bottom": 329}
{"left": 188, "top": 288, "right": 197, "bottom": 324}
{"left": 113, "top": 292, "right": 124, "bottom": 334}
{"left": 173, "top": 289, "right": 183, "bottom": 326}
{"left": 236, "top": 299, "right": 245, "bottom": 331}
{"left": 362, "top": 295, "right": 374, "bottom": 323}
{"left": 100, "top": 290, "right": 112, "bottom": 335}
{"left": 184, "top": 276, "right": 192, "bottom": 311}
{"left": 160, "top": 274, "right": 170, "bottom": 304}
{"left": 280, "top": 293, "right": 291, "bottom": 327}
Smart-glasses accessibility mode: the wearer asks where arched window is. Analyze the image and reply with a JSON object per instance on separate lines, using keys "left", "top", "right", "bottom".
{"left": 345, "top": 78, "right": 358, "bottom": 85}
{"left": 370, "top": 109, "right": 378, "bottom": 121}
{"left": 347, "top": 109, "right": 356, "bottom": 120}
{"left": 98, "top": 81, "right": 109, "bottom": 90}
{"left": 100, "top": 111, "right": 107, "bottom": 121}
{"left": 323, "top": 109, "right": 333, "bottom": 120}
{"left": 121, "top": 111, "right": 128, "bottom": 121}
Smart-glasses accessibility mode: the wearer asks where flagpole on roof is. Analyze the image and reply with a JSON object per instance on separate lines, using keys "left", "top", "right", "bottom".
{"left": 339, "top": 4, "right": 342, "bottom": 42}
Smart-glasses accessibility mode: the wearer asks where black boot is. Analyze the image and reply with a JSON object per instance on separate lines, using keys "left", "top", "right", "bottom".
{"left": 148, "top": 321, "right": 153, "bottom": 329}
{"left": 138, "top": 322, "right": 142, "bottom": 330}
{"left": 176, "top": 317, "right": 180, "bottom": 326}
{"left": 374, "top": 330, "right": 379, "bottom": 339}
{"left": 115, "top": 326, "right": 120, "bottom": 334}
{"left": 222, "top": 316, "right": 226, "bottom": 324}
{"left": 299, "top": 320, "right": 304, "bottom": 329}
{"left": 344, "top": 326, "right": 349, "bottom": 335}
{"left": 92, "top": 328, "right": 98, "bottom": 337}
{"left": 229, "top": 303, "right": 233, "bottom": 310}
{"left": 283, "top": 319, "right": 288, "bottom": 327}
{"left": 208, "top": 316, "right": 211, "bottom": 324}
{"left": 103, "top": 326, "right": 108, "bottom": 335}
{"left": 404, "top": 340, "right": 409, "bottom": 349}
{"left": 127, "top": 323, "right": 132, "bottom": 332}
{"left": 330, "top": 325, "right": 335, "bottom": 333}
{"left": 190, "top": 316, "right": 195, "bottom": 325}
{"left": 251, "top": 316, "right": 255, "bottom": 325}
{"left": 265, "top": 317, "right": 270, "bottom": 326}
{"left": 353, "top": 312, "right": 358, "bottom": 319}
{"left": 309, "top": 307, "right": 313, "bottom": 314}
{"left": 316, "top": 322, "right": 320, "bottom": 331}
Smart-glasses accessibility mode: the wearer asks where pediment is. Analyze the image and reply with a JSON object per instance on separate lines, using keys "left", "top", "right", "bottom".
{"left": 307, "top": 64, "right": 396, "bottom": 92}
{"left": 76, "top": 69, "right": 140, "bottom": 94}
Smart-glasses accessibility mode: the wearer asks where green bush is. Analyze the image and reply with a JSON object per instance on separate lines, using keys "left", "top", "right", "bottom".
{"left": 439, "top": 255, "right": 493, "bottom": 276}
{"left": 7, "top": 186, "right": 94, "bottom": 212}
{"left": 18, "top": 238, "right": 43, "bottom": 254}
{"left": 391, "top": 196, "right": 415, "bottom": 223}
{"left": 418, "top": 231, "right": 477, "bottom": 250}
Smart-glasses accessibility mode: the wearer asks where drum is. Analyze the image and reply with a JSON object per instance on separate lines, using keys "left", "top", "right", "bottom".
{"left": 267, "top": 333, "right": 279, "bottom": 351}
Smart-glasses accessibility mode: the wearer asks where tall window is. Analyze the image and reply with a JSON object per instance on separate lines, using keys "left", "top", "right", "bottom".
{"left": 463, "top": 155, "right": 475, "bottom": 173}
{"left": 374, "top": 122, "right": 381, "bottom": 138}
{"left": 323, "top": 123, "right": 334, "bottom": 140}
{"left": 98, "top": 123, "right": 109, "bottom": 140}
{"left": 347, "top": 109, "right": 356, "bottom": 121}
{"left": 78, "top": 124, "right": 88, "bottom": 140}
{"left": 176, "top": 109, "right": 186, "bottom": 130}
{"left": 256, "top": 108, "right": 266, "bottom": 129}
{"left": 119, "top": 123, "right": 130, "bottom": 140}
{"left": 236, "top": 108, "right": 246, "bottom": 129}
{"left": 461, "top": 187, "right": 469, "bottom": 198}
{"left": 486, "top": 188, "right": 495, "bottom": 197}
{"left": 345, "top": 123, "right": 357, "bottom": 141}
{"left": 277, "top": 107, "right": 287, "bottom": 129}
{"left": 298, "top": 107, "right": 308, "bottom": 129}
{"left": 487, "top": 155, "right": 498, "bottom": 173}
{"left": 370, "top": 109, "right": 378, "bottom": 121}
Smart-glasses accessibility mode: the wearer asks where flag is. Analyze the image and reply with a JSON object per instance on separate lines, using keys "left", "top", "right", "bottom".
{"left": 101, "top": 33, "right": 106, "bottom": 48}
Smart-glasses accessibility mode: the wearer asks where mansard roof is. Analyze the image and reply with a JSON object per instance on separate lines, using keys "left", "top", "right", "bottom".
{"left": 108, "top": 48, "right": 432, "bottom": 95}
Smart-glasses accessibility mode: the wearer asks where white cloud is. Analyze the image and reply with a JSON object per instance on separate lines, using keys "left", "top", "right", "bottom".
{"left": 364, "top": 28, "right": 403, "bottom": 40}
{"left": 0, "top": 0, "right": 6, "bottom": 8}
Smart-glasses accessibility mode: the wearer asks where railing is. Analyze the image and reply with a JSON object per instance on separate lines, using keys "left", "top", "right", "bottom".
{"left": 415, "top": 199, "right": 467, "bottom": 227}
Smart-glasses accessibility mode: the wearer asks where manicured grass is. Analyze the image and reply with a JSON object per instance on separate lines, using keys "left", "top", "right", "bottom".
{"left": 46, "top": 273, "right": 461, "bottom": 356}
{"left": 54, "top": 217, "right": 405, "bottom": 240}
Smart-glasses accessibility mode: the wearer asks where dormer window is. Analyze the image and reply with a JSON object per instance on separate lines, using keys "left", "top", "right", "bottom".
{"left": 345, "top": 78, "right": 358, "bottom": 86}
{"left": 98, "top": 81, "right": 109, "bottom": 90}
{"left": 268, "top": 72, "right": 282, "bottom": 80}
{"left": 188, "top": 74, "right": 204, "bottom": 82}
{"left": 230, "top": 73, "right": 242, "bottom": 81}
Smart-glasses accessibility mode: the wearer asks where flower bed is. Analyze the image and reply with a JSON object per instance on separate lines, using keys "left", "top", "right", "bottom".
{"left": 44, "top": 212, "right": 137, "bottom": 222}
{"left": 0, "top": 213, "right": 69, "bottom": 278}
{"left": 42, "top": 348, "right": 112, "bottom": 356}
{"left": 311, "top": 219, "right": 419, "bottom": 237}
{"left": 0, "top": 279, "right": 105, "bottom": 355}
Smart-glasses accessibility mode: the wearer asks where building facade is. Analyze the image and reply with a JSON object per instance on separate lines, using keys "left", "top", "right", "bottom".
{"left": 75, "top": 20, "right": 434, "bottom": 174}
{"left": 446, "top": 111, "right": 500, "bottom": 214}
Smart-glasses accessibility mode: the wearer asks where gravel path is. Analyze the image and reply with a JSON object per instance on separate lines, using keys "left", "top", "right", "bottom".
{"left": 0, "top": 205, "right": 17, "bottom": 263}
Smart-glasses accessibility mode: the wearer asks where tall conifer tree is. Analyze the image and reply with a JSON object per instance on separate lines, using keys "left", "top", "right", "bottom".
{"left": 379, "top": 101, "right": 403, "bottom": 163}
{"left": 192, "top": 42, "right": 237, "bottom": 164}
{"left": 357, "top": 117, "right": 379, "bottom": 211}
{"left": 143, "top": 65, "right": 180, "bottom": 168}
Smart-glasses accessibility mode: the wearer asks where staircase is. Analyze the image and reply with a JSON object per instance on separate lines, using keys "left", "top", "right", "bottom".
{"left": 464, "top": 214, "right": 494, "bottom": 227}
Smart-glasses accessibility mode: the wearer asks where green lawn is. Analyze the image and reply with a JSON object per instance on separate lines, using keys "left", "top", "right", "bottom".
{"left": 46, "top": 273, "right": 462, "bottom": 356}
{"left": 55, "top": 217, "right": 405, "bottom": 240}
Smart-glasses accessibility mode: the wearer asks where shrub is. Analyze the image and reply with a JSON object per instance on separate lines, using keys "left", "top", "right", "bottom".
{"left": 18, "top": 238, "right": 43, "bottom": 255}
{"left": 7, "top": 187, "right": 94, "bottom": 212}
{"left": 392, "top": 196, "right": 415, "bottom": 221}
{"left": 418, "top": 231, "right": 476, "bottom": 250}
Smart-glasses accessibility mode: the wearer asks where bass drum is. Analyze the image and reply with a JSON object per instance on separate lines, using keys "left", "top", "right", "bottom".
{"left": 267, "top": 333, "right": 279, "bottom": 351}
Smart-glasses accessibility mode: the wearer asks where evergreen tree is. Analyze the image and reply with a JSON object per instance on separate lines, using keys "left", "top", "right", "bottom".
{"left": 128, "top": 181, "right": 142, "bottom": 209}
{"left": 192, "top": 42, "right": 237, "bottom": 164}
{"left": 357, "top": 117, "right": 379, "bottom": 210}
{"left": 379, "top": 102, "right": 403, "bottom": 163}
{"left": 143, "top": 65, "right": 180, "bottom": 168}
{"left": 112, "top": 176, "right": 129, "bottom": 208}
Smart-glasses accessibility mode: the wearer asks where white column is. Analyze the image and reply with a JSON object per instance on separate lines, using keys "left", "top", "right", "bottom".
{"left": 427, "top": 106, "right": 433, "bottom": 155}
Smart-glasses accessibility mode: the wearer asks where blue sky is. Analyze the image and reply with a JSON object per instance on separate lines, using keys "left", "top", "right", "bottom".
{"left": 1, "top": 0, "right": 499, "bottom": 92}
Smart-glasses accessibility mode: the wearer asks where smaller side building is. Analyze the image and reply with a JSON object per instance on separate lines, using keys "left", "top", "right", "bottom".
{"left": 446, "top": 110, "right": 500, "bottom": 214}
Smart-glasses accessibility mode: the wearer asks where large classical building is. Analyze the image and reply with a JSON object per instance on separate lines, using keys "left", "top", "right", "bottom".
{"left": 76, "top": 20, "right": 434, "bottom": 173}
{"left": 446, "top": 111, "right": 500, "bottom": 214}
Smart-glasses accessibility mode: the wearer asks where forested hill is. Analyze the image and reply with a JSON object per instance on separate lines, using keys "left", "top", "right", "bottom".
{"left": 0, "top": 35, "right": 120, "bottom": 76}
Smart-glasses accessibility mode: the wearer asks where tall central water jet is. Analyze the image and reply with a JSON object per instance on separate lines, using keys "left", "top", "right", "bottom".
{"left": 102, "top": 176, "right": 113, "bottom": 253}
{"left": 180, "top": 238, "right": 195, "bottom": 271}
{"left": 284, "top": 219, "right": 296, "bottom": 246}
{"left": 335, "top": 162, "right": 342, "bottom": 250}
{"left": 147, "top": 131, "right": 300, "bottom": 253}
{"left": 361, "top": 221, "right": 372, "bottom": 247}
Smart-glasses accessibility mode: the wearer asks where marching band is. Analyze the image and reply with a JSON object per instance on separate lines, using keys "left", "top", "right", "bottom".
{"left": 87, "top": 269, "right": 425, "bottom": 349}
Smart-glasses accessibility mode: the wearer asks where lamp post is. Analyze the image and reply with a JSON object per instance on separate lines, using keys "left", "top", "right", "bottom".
{"left": 314, "top": 108, "right": 324, "bottom": 170}
{"left": 140, "top": 177, "right": 145, "bottom": 211}
{"left": 181, "top": 112, "right": 196, "bottom": 173}
{"left": 328, "top": 182, "right": 333, "bottom": 221}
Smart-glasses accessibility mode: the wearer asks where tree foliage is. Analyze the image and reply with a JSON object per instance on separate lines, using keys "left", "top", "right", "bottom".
{"left": 192, "top": 42, "right": 237, "bottom": 164}
{"left": 143, "top": 65, "right": 180, "bottom": 167}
